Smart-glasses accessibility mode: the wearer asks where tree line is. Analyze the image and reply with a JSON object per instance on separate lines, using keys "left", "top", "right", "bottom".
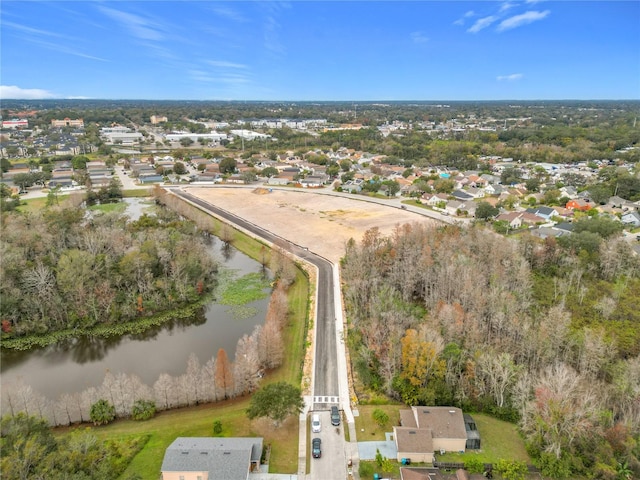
{"left": 0, "top": 205, "right": 217, "bottom": 339}
{"left": 0, "top": 277, "right": 290, "bottom": 426}
{"left": 341, "top": 223, "right": 640, "bottom": 478}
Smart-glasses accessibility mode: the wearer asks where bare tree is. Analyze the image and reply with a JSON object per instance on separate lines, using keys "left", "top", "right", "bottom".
{"left": 576, "top": 328, "right": 614, "bottom": 379}
{"left": 258, "top": 322, "right": 284, "bottom": 370}
{"left": 214, "top": 348, "right": 234, "bottom": 400}
{"left": 521, "top": 363, "right": 600, "bottom": 459}
{"left": 477, "top": 351, "right": 520, "bottom": 408}
{"left": 234, "top": 333, "right": 262, "bottom": 395}
{"left": 57, "top": 393, "right": 78, "bottom": 426}
{"left": 183, "top": 353, "right": 203, "bottom": 405}
{"left": 154, "top": 373, "right": 176, "bottom": 410}
{"left": 202, "top": 357, "right": 217, "bottom": 403}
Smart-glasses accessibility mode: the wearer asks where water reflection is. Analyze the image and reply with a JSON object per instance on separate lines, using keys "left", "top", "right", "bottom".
{"left": 0, "top": 200, "right": 271, "bottom": 401}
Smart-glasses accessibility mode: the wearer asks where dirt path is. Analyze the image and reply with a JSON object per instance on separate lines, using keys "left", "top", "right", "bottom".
{"left": 188, "top": 187, "right": 436, "bottom": 262}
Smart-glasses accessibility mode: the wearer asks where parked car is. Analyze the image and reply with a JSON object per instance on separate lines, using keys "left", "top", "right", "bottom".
{"left": 311, "top": 413, "right": 321, "bottom": 433}
{"left": 312, "top": 437, "right": 321, "bottom": 458}
{"left": 331, "top": 406, "right": 340, "bottom": 426}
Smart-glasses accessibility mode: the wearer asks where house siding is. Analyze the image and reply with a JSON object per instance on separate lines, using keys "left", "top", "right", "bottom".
{"left": 162, "top": 471, "right": 208, "bottom": 480}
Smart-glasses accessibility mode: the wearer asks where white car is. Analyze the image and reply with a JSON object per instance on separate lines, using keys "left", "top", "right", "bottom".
{"left": 311, "top": 414, "right": 321, "bottom": 433}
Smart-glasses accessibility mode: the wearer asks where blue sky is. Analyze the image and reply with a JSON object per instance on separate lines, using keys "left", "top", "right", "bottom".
{"left": 1, "top": 1, "right": 639, "bottom": 101}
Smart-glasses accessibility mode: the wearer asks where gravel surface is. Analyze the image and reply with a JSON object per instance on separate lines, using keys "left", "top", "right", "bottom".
{"left": 188, "top": 187, "right": 436, "bottom": 262}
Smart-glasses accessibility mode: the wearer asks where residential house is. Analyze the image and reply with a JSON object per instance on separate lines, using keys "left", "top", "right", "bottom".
{"left": 394, "top": 407, "right": 469, "bottom": 463}
{"left": 451, "top": 190, "right": 474, "bottom": 202}
{"left": 399, "top": 467, "right": 446, "bottom": 480}
{"left": 267, "top": 176, "right": 290, "bottom": 186}
{"left": 566, "top": 199, "right": 592, "bottom": 211}
{"left": 552, "top": 222, "right": 574, "bottom": 234}
{"left": 525, "top": 206, "right": 555, "bottom": 221}
{"left": 484, "top": 184, "right": 505, "bottom": 196}
{"left": 496, "top": 211, "right": 545, "bottom": 229}
{"left": 622, "top": 211, "right": 640, "bottom": 228}
{"left": 342, "top": 178, "right": 363, "bottom": 193}
{"left": 480, "top": 173, "right": 500, "bottom": 185}
{"left": 300, "top": 174, "right": 328, "bottom": 188}
{"left": 608, "top": 195, "right": 636, "bottom": 210}
{"left": 138, "top": 172, "right": 164, "bottom": 184}
{"left": 465, "top": 187, "right": 484, "bottom": 199}
{"left": 420, "top": 193, "right": 435, "bottom": 205}
{"left": 559, "top": 185, "right": 578, "bottom": 198}
{"left": 551, "top": 206, "right": 573, "bottom": 219}
{"left": 532, "top": 227, "right": 569, "bottom": 239}
{"left": 466, "top": 174, "right": 486, "bottom": 187}
{"left": 444, "top": 200, "right": 464, "bottom": 216}
{"left": 160, "top": 437, "right": 263, "bottom": 480}
{"left": 423, "top": 193, "right": 449, "bottom": 207}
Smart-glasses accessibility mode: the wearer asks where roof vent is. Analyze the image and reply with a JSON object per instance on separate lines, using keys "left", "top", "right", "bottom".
{"left": 181, "top": 451, "right": 189, "bottom": 455}
{"left": 449, "top": 410, "right": 456, "bottom": 413}
{"left": 200, "top": 451, "right": 208, "bottom": 455}
{"left": 422, "top": 410, "right": 430, "bottom": 414}
{"left": 409, "top": 431, "right": 416, "bottom": 434}
{"left": 223, "top": 451, "right": 231, "bottom": 455}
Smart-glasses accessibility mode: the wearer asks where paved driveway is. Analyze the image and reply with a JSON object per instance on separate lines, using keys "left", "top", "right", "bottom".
{"left": 358, "top": 438, "right": 397, "bottom": 461}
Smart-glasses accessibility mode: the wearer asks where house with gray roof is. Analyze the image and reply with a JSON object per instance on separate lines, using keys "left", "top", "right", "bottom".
{"left": 622, "top": 211, "right": 640, "bottom": 228}
{"left": 525, "top": 206, "right": 555, "bottom": 220}
{"left": 394, "top": 407, "right": 469, "bottom": 463}
{"left": 160, "top": 437, "right": 263, "bottom": 480}
{"left": 451, "top": 190, "right": 474, "bottom": 201}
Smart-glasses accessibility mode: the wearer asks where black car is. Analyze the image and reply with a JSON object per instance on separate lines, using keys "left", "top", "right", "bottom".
{"left": 312, "top": 437, "right": 321, "bottom": 458}
{"left": 331, "top": 405, "right": 341, "bottom": 426}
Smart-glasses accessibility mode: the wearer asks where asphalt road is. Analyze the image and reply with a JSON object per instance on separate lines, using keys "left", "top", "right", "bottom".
{"left": 171, "top": 189, "right": 340, "bottom": 403}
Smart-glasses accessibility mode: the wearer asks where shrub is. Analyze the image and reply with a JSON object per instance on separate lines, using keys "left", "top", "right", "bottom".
{"left": 90, "top": 399, "right": 116, "bottom": 426}
{"left": 131, "top": 399, "right": 156, "bottom": 421}
{"left": 213, "top": 420, "right": 223, "bottom": 435}
{"left": 372, "top": 408, "right": 389, "bottom": 427}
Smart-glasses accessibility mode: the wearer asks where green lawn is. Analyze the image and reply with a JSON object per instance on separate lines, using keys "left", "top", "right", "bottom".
{"left": 437, "top": 413, "right": 530, "bottom": 464}
{"left": 354, "top": 407, "right": 530, "bottom": 464}
{"left": 354, "top": 405, "right": 403, "bottom": 441}
{"left": 53, "top": 195, "right": 311, "bottom": 479}
{"left": 16, "top": 194, "right": 70, "bottom": 213}
{"left": 88, "top": 202, "right": 127, "bottom": 214}
{"left": 68, "top": 398, "right": 300, "bottom": 479}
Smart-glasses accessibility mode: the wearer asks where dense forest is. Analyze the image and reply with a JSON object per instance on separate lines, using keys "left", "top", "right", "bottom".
{"left": 0, "top": 205, "right": 217, "bottom": 339}
{"left": 341, "top": 223, "right": 640, "bottom": 478}
{"left": 1, "top": 413, "right": 146, "bottom": 480}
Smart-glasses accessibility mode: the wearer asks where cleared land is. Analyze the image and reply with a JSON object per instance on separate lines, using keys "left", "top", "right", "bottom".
{"left": 188, "top": 187, "right": 435, "bottom": 262}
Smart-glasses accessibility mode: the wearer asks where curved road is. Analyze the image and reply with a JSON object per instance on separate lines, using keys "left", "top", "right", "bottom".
{"left": 172, "top": 189, "right": 340, "bottom": 404}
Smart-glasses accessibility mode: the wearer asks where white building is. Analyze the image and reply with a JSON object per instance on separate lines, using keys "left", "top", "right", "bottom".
{"left": 164, "top": 132, "right": 228, "bottom": 143}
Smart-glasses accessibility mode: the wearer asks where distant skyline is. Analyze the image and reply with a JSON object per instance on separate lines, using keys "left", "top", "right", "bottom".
{"left": 1, "top": 1, "right": 639, "bottom": 101}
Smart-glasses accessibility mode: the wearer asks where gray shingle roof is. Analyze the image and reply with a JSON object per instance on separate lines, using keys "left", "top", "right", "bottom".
{"left": 161, "top": 437, "right": 263, "bottom": 480}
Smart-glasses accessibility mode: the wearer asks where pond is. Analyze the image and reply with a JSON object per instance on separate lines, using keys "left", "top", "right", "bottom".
{"left": 0, "top": 199, "right": 271, "bottom": 405}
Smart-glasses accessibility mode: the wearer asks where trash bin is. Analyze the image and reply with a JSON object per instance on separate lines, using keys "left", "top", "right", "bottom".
{"left": 373, "top": 474, "right": 380, "bottom": 480}
{"left": 401, "top": 458, "right": 411, "bottom": 465}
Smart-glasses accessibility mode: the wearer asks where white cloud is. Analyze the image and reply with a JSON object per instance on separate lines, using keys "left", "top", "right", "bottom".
{"left": 206, "top": 60, "right": 248, "bottom": 69}
{"left": 497, "top": 73, "right": 524, "bottom": 81}
{"left": 467, "top": 15, "right": 498, "bottom": 33}
{"left": 411, "top": 31, "right": 429, "bottom": 44}
{"left": 500, "top": 2, "right": 516, "bottom": 13}
{"left": 3, "top": 21, "right": 71, "bottom": 40}
{"left": 0, "top": 85, "right": 58, "bottom": 99}
{"left": 98, "top": 6, "right": 164, "bottom": 41}
{"left": 497, "top": 10, "right": 550, "bottom": 31}
{"left": 209, "top": 6, "right": 248, "bottom": 23}
{"left": 454, "top": 10, "right": 475, "bottom": 26}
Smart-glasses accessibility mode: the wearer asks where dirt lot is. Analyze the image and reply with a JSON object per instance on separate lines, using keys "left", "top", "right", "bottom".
{"left": 188, "top": 187, "right": 436, "bottom": 262}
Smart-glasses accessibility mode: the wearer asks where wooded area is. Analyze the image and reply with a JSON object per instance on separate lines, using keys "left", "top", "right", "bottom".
{"left": 0, "top": 205, "right": 218, "bottom": 339}
{"left": 341, "top": 223, "right": 640, "bottom": 478}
